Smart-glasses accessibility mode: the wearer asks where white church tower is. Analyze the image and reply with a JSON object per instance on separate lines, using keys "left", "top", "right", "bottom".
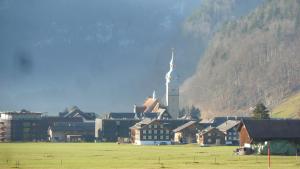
{"left": 165, "top": 48, "right": 179, "bottom": 119}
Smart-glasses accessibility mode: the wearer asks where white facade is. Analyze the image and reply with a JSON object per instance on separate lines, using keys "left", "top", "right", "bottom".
{"left": 165, "top": 49, "right": 179, "bottom": 119}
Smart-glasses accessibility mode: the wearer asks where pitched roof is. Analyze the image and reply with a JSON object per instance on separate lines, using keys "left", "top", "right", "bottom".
{"left": 143, "top": 98, "right": 160, "bottom": 113}
{"left": 130, "top": 118, "right": 154, "bottom": 129}
{"left": 173, "top": 121, "right": 197, "bottom": 133}
{"left": 217, "top": 120, "right": 240, "bottom": 132}
{"left": 210, "top": 117, "right": 248, "bottom": 127}
{"left": 59, "top": 106, "right": 96, "bottom": 120}
{"left": 240, "top": 119, "right": 300, "bottom": 140}
{"left": 105, "top": 112, "right": 135, "bottom": 119}
{"left": 200, "top": 126, "right": 219, "bottom": 135}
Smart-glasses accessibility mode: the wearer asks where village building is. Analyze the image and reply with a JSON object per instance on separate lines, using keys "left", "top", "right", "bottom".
{"left": 0, "top": 121, "right": 6, "bottom": 142}
{"left": 173, "top": 121, "right": 198, "bottom": 144}
{"left": 197, "top": 127, "right": 225, "bottom": 146}
{"left": 48, "top": 122, "right": 95, "bottom": 142}
{"left": 0, "top": 110, "right": 44, "bottom": 142}
{"left": 134, "top": 91, "right": 172, "bottom": 120}
{"left": 59, "top": 106, "right": 96, "bottom": 123}
{"left": 217, "top": 120, "right": 240, "bottom": 145}
{"left": 238, "top": 119, "right": 300, "bottom": 155}
{"left": 95, "top": 117, "right": 140, "bottom": 142}
{"left": 130, "top": 119, "right": 172, "bottom": 145}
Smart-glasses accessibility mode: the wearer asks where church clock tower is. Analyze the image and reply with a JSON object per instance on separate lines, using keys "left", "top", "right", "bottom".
{"left": 165, "top": 49, "right": 179, "bottom": 119}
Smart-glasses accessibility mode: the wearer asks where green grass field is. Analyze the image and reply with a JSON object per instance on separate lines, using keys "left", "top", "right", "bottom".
{"left": 0, "top": 143, "right": 299, "bottom": 169}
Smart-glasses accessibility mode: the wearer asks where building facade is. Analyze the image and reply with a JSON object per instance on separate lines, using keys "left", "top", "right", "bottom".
{"left": 197, "top": 127, "right": 225, "bottom": 146}
{"left": 48, "top": 122, "right": 95, "bottom": 142}
{"left": 217, "top": 120, "right": 240, "bottom": 145}
{"left": 0, "top": 110, "right": 44, "bottom": 142}
{"left": 130, "top": 119, "right": 172, "bottom": 145}
{"left": 173, "top": 121, "right": 198, "bottom": 144}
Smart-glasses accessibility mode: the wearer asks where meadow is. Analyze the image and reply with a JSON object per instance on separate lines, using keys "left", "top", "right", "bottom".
{"left": 0, "top": 143, "right": 299, "bottom": 169}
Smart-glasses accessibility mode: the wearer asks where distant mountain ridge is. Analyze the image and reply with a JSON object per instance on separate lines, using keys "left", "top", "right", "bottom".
{"left": 181, "top": 0, "right": 300, "bottom": 117}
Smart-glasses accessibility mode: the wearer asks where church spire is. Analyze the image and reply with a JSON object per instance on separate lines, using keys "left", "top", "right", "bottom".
{"left": 165, "top": 48, "right": 179, "bottom": 119}
{"left": 170, "top": 48, "right": 174, "bottom": 70}
{"left": 152, "top": 90, "right": 156, "bottom": 100}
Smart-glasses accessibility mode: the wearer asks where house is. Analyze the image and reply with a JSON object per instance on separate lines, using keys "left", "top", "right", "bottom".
{"left": 238, "top": 119, "right": 300, "bottom": 155}
{"left": 130, "top": 119, "right": 172, "bottom": 145}
{"left": 173, "top": 121, "right": 198, "bottom": 144}
{"left": 197, "top": 127, "right": 225, "bottom": 146}
{"left": 48, "top": 122, "right": 95, "bottom": 142}
{"left": 217, "top": 120, "right": 240, "bottom": 145}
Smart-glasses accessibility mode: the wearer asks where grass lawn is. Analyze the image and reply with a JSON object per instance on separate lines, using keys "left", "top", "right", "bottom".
{"left": 0, "top": 143, "right": 299, "bottom": 169}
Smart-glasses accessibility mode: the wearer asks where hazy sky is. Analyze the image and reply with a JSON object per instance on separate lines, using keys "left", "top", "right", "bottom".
{"left": 0, "top": 0, "right": 201, "bottom": 114}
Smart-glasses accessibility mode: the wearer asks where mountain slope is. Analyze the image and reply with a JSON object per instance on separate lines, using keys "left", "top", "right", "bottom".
{"left": 181, "top": 0, "right": 300, "bottom": 117}
{"left": 271, "top": 92, "right": 300, "bottom": 118}
{"left": 183, "top": 0, "right": 263, "bottom": 41}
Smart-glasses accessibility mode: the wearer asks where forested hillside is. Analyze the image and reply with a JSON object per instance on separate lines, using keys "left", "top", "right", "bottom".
{"left": 181, "top": 0, "right": 300, "bottom": 117}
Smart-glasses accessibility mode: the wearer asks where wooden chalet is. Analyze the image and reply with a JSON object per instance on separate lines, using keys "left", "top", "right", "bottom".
{"left": 173, "top": 121, "right": 198, "bottom": 144}
{"left": 238, "top": 119, "right": 300, "bottom": 147}
{"left": 130, "top": 119, "right": 171, "bottom": 145}
{"left": 217, "top": 120, "right": 240, "bottom": 145}
{"left": 197, "top": 127, "right": 225, "bottom": 146}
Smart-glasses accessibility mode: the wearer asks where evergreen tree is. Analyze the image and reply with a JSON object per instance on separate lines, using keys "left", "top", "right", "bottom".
{"left": 179, "top": 105, "right": 201, "bottom": 119}
{"left": 252, "top": 102, "right": 270, "bottom": 119}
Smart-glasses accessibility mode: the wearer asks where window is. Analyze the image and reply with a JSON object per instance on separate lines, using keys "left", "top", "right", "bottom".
{"left": 149, "top": 125, "right": 152, "bottom": 128}
{"left": 228, "top": 137, "right": 232, "bottom": 140}
{"left": 142, "top": 130, "right": 146, "bottom": 134}
{"left": 228, "top": 132, "right": 231, "bottom": 135}
{"left": 143, "top": 136, "right": 146, "bottom": 140}
{"left": 148, "top": 135, "right": 152, "bottom": 139}
{"left": 160, "top": 135, "right": 164, "bottom": 140}
{"left": 160, "top": 124, "right": 163, "bottom": 128}
{"left": 165, "top": 130, "right": 169, "bottom": 134}
{"left": 208, "top": 138, "right": 211, "bottom": 143}
{"left": 154, "top": 136, "right": 157, "bottom": 140}
{"left": 160, "top": 130, "right": 164, "bottom": 134}
{"left": 208, "top": 133, "right": 211, "bottom": 136}
{"left": 166, "top": 136, "right": 169, "bottom": 140}
{"left": 154, "top": 130, "right": 157, "bottom": 134}
{"left": 154, "top": 124, "right": 157, "bottom": 128}
{"left": 148, "top": 130, "right": 152, "bottom": 134}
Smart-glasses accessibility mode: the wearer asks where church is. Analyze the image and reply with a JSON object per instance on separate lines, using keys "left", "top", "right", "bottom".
{"left": 95, "top": 50, "right": 187, "bottom": 143}
{"left": 134, "top": 49, "right": 180, "bottom": 119}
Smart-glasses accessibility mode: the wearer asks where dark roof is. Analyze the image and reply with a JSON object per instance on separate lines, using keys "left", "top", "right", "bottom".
{"left": 59, "top": 106, "right": 96, "bottom": 120}
{"left": 200, "top": 126, "right": 221, "bottom": 135}
{"left": 173, "top": 121, "right": 197, "bottom": 133}
{"left": 143, "top": 112, "right": 158, "bottom": 119}
{"left": 105, "top": 112, "right": 136, "bottom": 119}
{"left": 50, "top": 122, "right": 95, "bottom": 132}
{"left": 240, "top": 119, "right": 300, "bottom": 140}
{"left": 217, "top": 120, "right": 240, "bottom": 132}
{"left": 210, "top": 116, "right": 249, "bottom": 127}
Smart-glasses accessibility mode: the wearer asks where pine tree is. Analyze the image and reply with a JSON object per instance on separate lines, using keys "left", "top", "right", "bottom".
{"left": 252, "top": 102, "right": 270, "bottom": 119}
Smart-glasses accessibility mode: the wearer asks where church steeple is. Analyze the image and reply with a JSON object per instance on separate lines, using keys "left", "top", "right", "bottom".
{"left": 165, "top": 48, "right": 179, "bottom": 119}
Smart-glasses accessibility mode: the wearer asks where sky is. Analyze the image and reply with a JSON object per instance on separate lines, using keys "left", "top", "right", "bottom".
{"left": 0, "top": 0, "right": 202, "bottom": 115}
